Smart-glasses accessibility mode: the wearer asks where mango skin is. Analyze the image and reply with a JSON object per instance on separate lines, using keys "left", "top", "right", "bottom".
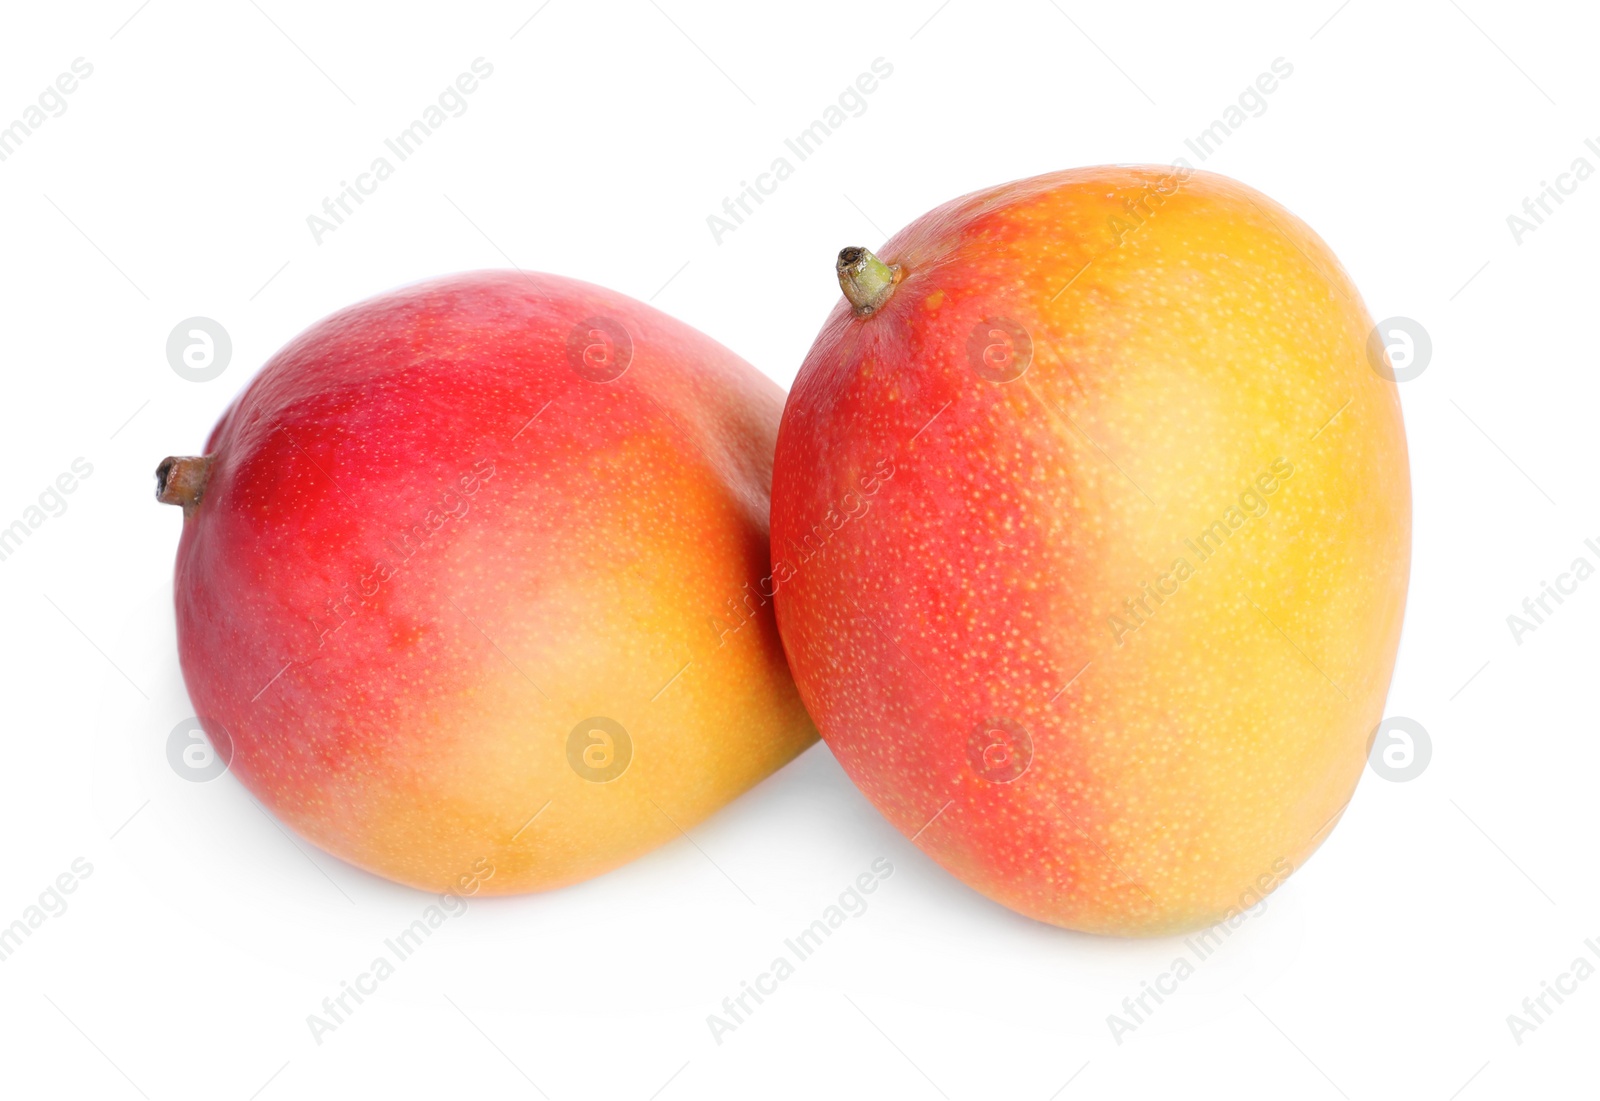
{"left": 171, "top": 272, "right": 816, "bottom": 894}
{"left": 771, "top": 167, "right": 1411, "bottom": 936}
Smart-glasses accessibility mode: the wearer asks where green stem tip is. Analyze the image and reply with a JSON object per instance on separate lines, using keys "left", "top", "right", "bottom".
{"left": 836, "top": 247, "right": 902, "bottom": 318}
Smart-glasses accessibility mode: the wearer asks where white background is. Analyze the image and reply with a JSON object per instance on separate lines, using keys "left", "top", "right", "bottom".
{"left": 1, "top": 1, "right": 1595, "bottom": 1098}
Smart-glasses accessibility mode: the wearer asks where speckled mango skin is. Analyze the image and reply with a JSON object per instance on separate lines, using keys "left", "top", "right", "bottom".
{"left": 770, "top": 167, "right": 1411, "bottom": 936}
{"left": 171, "top": 272, "right": 816, "bottom": 894}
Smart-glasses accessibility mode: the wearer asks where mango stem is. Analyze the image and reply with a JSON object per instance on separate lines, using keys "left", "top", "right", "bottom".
{"left": 156, "top": 455, "right": 214, "bottom": 518}
{"left": 836, "top": 247, "right": 902, "bottom": 318}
